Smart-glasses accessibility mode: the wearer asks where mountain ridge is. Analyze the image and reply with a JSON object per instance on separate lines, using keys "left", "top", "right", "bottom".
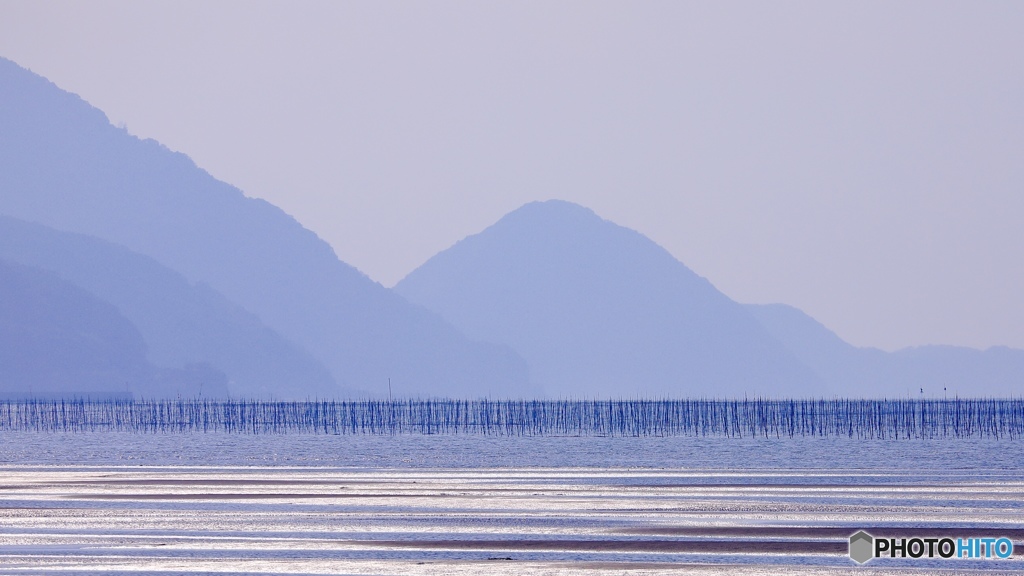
{"left": 0, "top": 56, "right": 530, "bottom": 398}
{"left": 396, "top": 200, "right": 827, "bottom": 397}
{"left": 0, "top": 259, "right": 232, "bottom": 399}
{"left": 0, "top": 214, "right": 338, "bottom": 398}
{"left": 746, "top": 302, "right": 1024, "bottom": 397}
{"left": 4, "top": 54, "right": 1021, "bottom": 399}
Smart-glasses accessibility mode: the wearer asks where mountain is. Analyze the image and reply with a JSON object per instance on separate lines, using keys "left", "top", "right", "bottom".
{"left": 0, "top": 57, "right": 528, "bottom": 398}
{"left": 0, "top": 259, "right": 230, "bottom": 399}
{"left": 747, "top": 303, "right": 1024, "bottom": 397}
{"left": 744, "top": 303, "right": 888, "bottom": 390}
{"left": 0, "top": 215, "right": 336, "bottom": 398}
{"left": 395, "top": 200, "right": 826, "bottom": 397}
{"left": 0, "top": 259, "right": 149, "bottom": 397}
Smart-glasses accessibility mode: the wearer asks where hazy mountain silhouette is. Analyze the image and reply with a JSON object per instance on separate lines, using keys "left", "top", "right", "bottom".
{"left": 0, "top": 215, "right": 336, "bottom": 398}
{"left": 0, "top": 259, "right": 149, "bottom": 397}
{"left": 744, "top": 304, "right": 886, "bottom": 386}
{"left": 396, "top": 200, "right": 825, "bottom": 397}
{"left": 747, "top": 303, "right": 1024, "bottom": 397}
{"left": 0, "top": 259, "right": 230, "bottom": 398}
{"left": 0, "top": 57, "right": 528, "bottom": 397}
{"left": 4, "top": 54, "right": 1018, "bottom": 400}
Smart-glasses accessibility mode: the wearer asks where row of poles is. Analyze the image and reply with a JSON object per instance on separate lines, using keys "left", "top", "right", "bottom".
{"left": 0, "top": 398, "right": 1021, "bottom": 439}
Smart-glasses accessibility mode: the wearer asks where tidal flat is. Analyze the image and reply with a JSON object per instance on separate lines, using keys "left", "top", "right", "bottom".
{"left": 0, "top": 433, "right": 1022, "bottom": 574}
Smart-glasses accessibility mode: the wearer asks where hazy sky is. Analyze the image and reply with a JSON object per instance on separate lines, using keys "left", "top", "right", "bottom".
{"left": 1, "top": 1, "right": 1022, "bottom": 352}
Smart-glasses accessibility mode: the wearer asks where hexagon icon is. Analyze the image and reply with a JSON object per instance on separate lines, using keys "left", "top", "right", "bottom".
{"left": 849, "top": 530, "right": 874, "bottom": 564}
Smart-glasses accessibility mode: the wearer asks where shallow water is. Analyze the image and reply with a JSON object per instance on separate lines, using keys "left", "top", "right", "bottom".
{"left": 1, "top": 432, "right": 1022, "bottom": 574}
{"left": 2, "top": 431, "right": 1024, "bottom": 470}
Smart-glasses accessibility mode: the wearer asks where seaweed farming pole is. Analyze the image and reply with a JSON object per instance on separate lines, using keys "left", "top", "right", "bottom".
{"left": 1, "top": 398, "right": 1023, "bottom": 438}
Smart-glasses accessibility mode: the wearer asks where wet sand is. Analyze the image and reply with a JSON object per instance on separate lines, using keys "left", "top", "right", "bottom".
{"left": 1, "top": 465, "right": 1023, "bottom": 574}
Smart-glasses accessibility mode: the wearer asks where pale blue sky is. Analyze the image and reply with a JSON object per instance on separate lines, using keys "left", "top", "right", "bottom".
{"left": 1, "top": 1, "right": 1022, "bottom": 351}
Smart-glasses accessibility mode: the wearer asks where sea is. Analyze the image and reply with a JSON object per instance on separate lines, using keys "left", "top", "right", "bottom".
{"left": 1, "top": 432, "right": 1022, "bottom": 574}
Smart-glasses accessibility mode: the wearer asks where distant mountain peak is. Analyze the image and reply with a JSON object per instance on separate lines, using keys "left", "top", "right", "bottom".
{"left": 504, "top": 199, "right": 599, "bottom": 219}
{"left": 397, "top": 200, "right": 824, "bottom": 398}
{"left": 489, "top": 199, "right": 621, "bottom": 235}
{"left": 0, "top": 56, "right": 530, "bottom": 398}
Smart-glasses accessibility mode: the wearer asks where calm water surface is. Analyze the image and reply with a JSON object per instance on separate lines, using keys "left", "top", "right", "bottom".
{"left": 2, "top": 431, "right": 1023, "bottom": 470}
{"left": 0, "top": 432, "right": 1022, "bottom": 575}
